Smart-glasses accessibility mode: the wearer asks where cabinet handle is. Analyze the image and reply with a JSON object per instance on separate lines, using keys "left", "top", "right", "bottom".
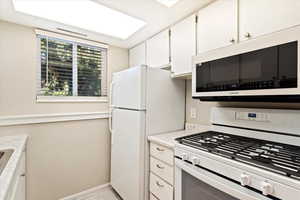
{"left": 156, "top": 181, "right": 164, "bottom": 187}
{"left": 230, "top": 38, "right": 235, "bottom": 43}
{"left": 245, "top": 32, "right": 251, "bottom": 38}
{"left": 156, "top": 147, "right": 165, "bottom": 152}
{"left": 20, "top": 173, "right": 26, "bottom": 177}
{"left": 156, "top": 164, "right": 165, "bottom": 169}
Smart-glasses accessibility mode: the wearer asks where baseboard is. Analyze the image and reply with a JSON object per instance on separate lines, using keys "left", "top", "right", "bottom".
{"left": 59, "top": 183, "right": 111, "bottom": 200}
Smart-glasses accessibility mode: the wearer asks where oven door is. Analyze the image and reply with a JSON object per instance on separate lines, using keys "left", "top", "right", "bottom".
{"left": 175, "top": 159, "right": 274, "bottom": 200}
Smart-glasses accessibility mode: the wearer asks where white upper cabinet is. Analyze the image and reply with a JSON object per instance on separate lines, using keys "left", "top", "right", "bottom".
{"left": 146, "top": 29, "right": 170, "bottom": 68}
{"left": 171, "top": 14, "right": 196, "bottom": 76}
{"left": 129, "top": 42, "right": 146, "bottom": 67}
{"left": 197, "top": 0, "right": 238, "bottom": 54}
{"left": 239, "top": 0, "right": 300, "bottom": 41}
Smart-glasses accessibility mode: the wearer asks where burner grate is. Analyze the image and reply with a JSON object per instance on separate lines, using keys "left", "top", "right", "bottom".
{"left": 176, "top": 131, "right": 300, "bottom": 179}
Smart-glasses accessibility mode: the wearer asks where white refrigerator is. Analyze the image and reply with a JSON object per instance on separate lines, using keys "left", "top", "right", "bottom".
{"left": 109, "top": 66, "right": 185, "bottom": 200}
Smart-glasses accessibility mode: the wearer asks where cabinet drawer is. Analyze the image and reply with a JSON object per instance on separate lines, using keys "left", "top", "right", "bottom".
{"left": 150, "top": 157, "right": 173, "bottom": 185}
{"left": 150, "top": 143, "right": 174, "bottom": 166}
{"left": 150, "top": 173, "right": 173, "bottom": 200}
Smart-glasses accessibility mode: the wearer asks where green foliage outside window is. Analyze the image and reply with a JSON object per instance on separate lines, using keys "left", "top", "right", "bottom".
{"left": 39, "top": 36, "right": 105, "bottom": 97}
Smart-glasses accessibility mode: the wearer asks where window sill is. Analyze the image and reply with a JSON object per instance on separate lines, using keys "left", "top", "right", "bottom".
{"left": 36, "top": 96, "right": 108, "bottom": 103}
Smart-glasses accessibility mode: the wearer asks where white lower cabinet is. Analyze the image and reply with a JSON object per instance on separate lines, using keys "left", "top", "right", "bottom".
{"left": 12, "top": 175, "right": 25, "bottom": 200}
{"left": 150, "top": 143, "right": 174, "bottom": 166}
{"left": 6, "top": 152, "right": 26, "bottom": 200}
{"left": 150, "top": 157, "right": 174, "bottom": 185}
{"left": 150, "top": 173, "right": 173, "bottom": 200}
{"left": 149, "top": 142, "right": 174, "bottom": 200}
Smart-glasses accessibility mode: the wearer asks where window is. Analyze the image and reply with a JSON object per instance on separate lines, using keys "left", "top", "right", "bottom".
{"left": 37, "top": 33, "right": 107, "bottom": 101}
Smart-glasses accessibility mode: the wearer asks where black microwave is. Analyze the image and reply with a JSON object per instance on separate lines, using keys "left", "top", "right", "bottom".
{"left": 192, "top": 28, "right": 300, "bottom": 102}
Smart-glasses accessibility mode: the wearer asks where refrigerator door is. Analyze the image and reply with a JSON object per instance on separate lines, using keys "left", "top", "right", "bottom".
{"left": 111, "top": 108, "right": 146, "bottom": 200}
{"left": 111, "top": 66, "right": 146, "bottom": 110}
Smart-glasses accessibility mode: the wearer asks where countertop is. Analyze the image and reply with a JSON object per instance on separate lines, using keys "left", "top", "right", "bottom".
{"left": 0, "top": 135, "right": 28, "bottom": 200}
{"left": 148, "top": 125, "right": 211, "bottom": 149}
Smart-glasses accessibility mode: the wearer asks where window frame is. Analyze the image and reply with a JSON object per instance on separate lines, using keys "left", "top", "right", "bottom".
{"left": 36, "top": 30, "right": 109, "bottom": 103}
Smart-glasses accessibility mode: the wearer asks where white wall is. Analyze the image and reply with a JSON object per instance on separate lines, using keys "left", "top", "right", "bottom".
{"left": 0, "top": 20, "right": 129, "bottom": 200}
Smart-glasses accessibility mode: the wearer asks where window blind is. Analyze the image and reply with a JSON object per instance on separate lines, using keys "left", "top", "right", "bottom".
{"left": 37, "top": 34, "right": 107, "bottom": 98}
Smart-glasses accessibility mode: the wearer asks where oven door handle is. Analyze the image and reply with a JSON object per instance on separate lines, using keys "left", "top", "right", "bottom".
{"left": 175, "top": 159, "right": 273, "bottom": 200}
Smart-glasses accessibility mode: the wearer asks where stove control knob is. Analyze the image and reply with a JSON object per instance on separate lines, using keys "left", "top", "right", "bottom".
{"left": 261, "top": 181, "right": 273, "bottom": 196}
{"left": 191, "top": 157, "right": 200, "bottom": 165}
{"left": 240, "top": 173, "right": 250, "bottom": 186}
{"left": 182, "top": 153, "right": 189, "bottom": 161}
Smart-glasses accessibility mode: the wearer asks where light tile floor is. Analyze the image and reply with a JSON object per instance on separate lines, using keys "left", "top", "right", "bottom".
{"left": 93, "top": 187, "right": 121, "bottom": 200}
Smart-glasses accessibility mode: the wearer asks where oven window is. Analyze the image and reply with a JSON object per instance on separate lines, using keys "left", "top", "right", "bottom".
{"left": 182, "top": 170, "right": 240, "bottom": 200}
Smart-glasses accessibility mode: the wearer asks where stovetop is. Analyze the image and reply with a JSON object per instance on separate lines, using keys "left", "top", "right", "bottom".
{"left": 176, "top": 131, "right": 300, "bottom": 179}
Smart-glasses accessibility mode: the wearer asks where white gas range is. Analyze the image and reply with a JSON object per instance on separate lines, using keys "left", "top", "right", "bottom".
{"left": 174, "top": 107, "right": 300, "bottom": 200}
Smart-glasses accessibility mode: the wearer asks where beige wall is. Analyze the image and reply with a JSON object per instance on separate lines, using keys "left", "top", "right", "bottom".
{"left": 185, "top": 80, "right": 300, "bottom": 125}
{"left": 0, "top": 20, "right": 128, "bottom": 115}
{"left": 0, "top": 120, "right": 110, "bottom": 200}
{"left": 0, "top": 20, "right": 129, "bottom": 200}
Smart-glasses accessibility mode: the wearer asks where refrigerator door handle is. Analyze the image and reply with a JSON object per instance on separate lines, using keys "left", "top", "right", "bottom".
{"left": 109, "top": 107, "right": 113, "bottom": 133}
{"left": 109, "top": 81, "right": 115, "bottom": 134}
{"left": 110, "top": 81, "right": 115, "bottom": 108}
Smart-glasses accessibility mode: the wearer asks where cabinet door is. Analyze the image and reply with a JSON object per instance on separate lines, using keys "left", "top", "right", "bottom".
{"left": 146, "top": 29, "right": 170, "bottom": 68}
{"left": 14, "top": 175, "right": 26, "bottom": 200}
{"left": 239, "top": 0, "right": 300, "bottom": 41}
{"left": 197, "top": 0, "right": 238, "bottom": 54}
{"left": 129, "top": 42, "right": 146, "bottom": 67}
{"left": 171, "top": 14, "right": 196, "bottom": 76}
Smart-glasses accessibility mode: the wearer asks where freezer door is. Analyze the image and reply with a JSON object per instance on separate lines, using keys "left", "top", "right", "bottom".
{"left": 111, "top": 108, "right": 146, "bottom": 200}
{"left": 111, "top": 66, "right": 146, "bottom": 110}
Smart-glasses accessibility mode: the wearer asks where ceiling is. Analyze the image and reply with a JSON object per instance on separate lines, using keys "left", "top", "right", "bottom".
{"left": 0, "top": 0, "right": 214, "bottom": 48}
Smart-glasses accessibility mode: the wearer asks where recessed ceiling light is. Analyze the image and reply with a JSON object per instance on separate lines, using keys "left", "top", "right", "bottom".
{"left": 156, "top": 0, "right": 180, "bottom": 7}
{"left": 12, "top": 0, "right": 146, "bottom": 40}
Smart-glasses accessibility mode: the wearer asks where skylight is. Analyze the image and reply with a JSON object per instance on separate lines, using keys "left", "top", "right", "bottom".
{"left": 156, "top": 0, "right": 180, "bottom": 7}
{"left": 13, "top": 0, "right": 146, "bottom": 40}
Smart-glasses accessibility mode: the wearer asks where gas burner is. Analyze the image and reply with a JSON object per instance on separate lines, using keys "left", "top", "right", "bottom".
{"left": 176, "top": 131, "right": 300, "bottom": 179}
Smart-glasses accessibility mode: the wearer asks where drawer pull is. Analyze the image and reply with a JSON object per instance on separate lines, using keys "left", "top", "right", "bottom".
{"left": 156, "top": 147, "right": 165, "bottom": 152}
{"left": 156, "top": 181, "right": 164, "bottom": 188}
{"left": 156, "top": 164, "right": 165, "bottom": 169}
{"left": 20, "top": 173, "right": 26, "bottom": 177}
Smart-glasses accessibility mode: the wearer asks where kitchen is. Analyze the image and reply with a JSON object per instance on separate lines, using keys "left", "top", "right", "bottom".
{"left": 1, "top": 0, "right": 300, "bottom": 200}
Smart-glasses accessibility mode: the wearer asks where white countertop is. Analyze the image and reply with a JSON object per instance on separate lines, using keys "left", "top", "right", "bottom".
{"left": 148, "top": 125, "right": 211, "bottom": 148}
{"left": 0, "top": 135, "right": 28, "bottom": 200}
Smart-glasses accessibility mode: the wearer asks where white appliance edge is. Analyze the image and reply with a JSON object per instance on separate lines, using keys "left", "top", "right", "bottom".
{"left": 110, "top": 66, "right": 185, "bottom": 200}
